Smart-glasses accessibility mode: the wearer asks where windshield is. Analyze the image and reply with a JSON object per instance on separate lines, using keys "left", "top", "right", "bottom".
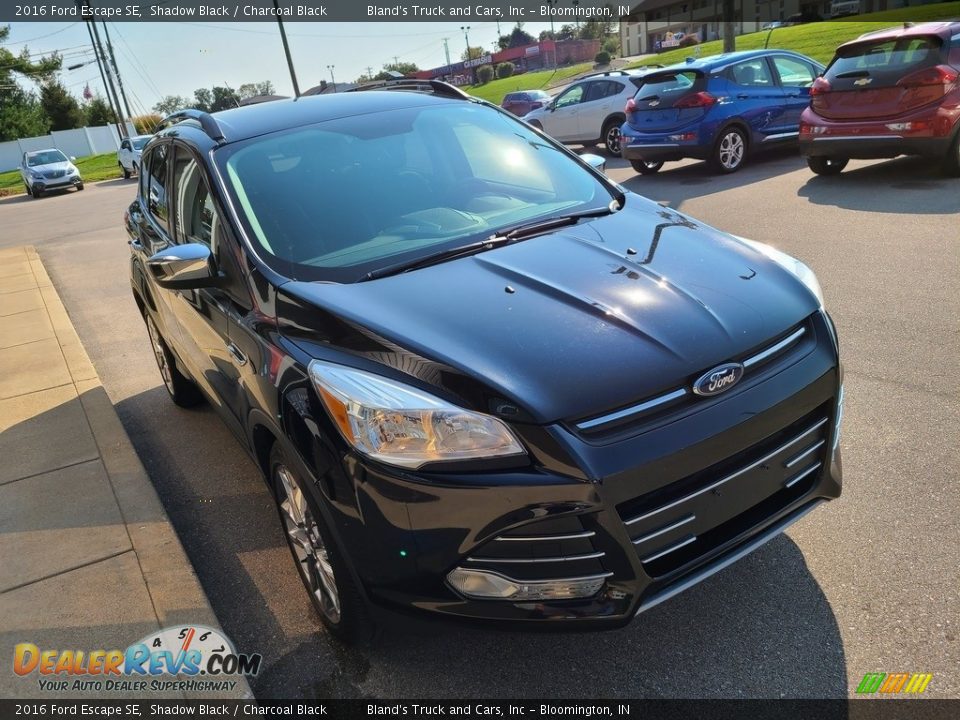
{"left": 132, "top": 138, "right": 150, "bottom": 150}
{"left": 27, "top": 150, "right": 67, "bottom": 167}
{"left": 826, "top": 36, "right": 944, "bottom": 85}
{"left": 219, "top": 102, "right": 614, "bottom": 282}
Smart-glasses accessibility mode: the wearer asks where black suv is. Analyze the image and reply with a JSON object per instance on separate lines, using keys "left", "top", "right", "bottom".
{"left": 126, "top": 81, "right": 843, "bottom": 643}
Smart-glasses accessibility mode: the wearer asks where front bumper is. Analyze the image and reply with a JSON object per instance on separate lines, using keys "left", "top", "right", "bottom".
{"left": 316, "top": 313, "right": 843, "bottom": 629}
{"left": 30, "top": 176, "right": 82, "bottom": 192}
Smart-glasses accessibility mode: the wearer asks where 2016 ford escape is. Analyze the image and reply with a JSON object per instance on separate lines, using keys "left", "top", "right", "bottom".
{"left": 126, "top": 80, "right": 843, "bottom": 643}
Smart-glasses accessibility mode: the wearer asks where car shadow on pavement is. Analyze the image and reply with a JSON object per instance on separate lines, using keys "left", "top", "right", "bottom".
{"left": 797, "top": 157, "right": 960, "bottom": 215}
{"left": 95, "top": 178, "right": 137, "bottom": 189}
{"left": 612, "top": 146, "right": 809, "bottom": 209}
{"left": 0, "top": 193, "right": 34, "bottom": 206}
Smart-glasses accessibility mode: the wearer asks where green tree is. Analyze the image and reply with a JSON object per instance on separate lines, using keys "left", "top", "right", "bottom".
{"left": 476, "top": 65, "right": 494, "bottom": 84}
{"left": 496, "top": 62, "right": 515, "bottom": 79}
{"left": 209, "top": 86, "right": 239, "bottom": 111}
{"left": 39, "top": 81, "right": 84, "bottom": 131}
{"left": 237, "top": 80, "right": 276, "bottom": 100}
{"left": 153, "top": 95, "right": 188, "bottom": 115}
{"left": 461, "top": 46, "right": 485, "bottom": 61}
{"left": 580, "top": 7, "right": 617, "bottom": 40}
{"left": 0, "top": 24, "right": 61, "bottom": 89}
{"left": 193, "top": 88, "right": 213, "bottom": 112}
{"left": 372, "top": 61, "right": 420, "bottom": 81}
{"left": 85, "top": 95, "right": 116, "bottom": 126}
{"left": 0, "top": 87, "right": 49, "bottom": 142}
{"left": 505, "top": 23, "right": 535, "bottom": 48}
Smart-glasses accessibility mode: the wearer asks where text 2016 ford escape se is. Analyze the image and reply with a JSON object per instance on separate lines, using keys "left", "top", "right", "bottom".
{"left": 126, "top": 80, "right": 843, "bottom": 643}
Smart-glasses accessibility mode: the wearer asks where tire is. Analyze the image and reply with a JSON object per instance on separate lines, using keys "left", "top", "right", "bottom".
{"left": 709, "top": 127, "right": 748, "bottom": 173}
{"left": 31, "top": 187, "right": 42, "bottom": 199}
{"left": 132, "top": 163, "right": 138, "bottom": 176}
{"left": 631, "top": 159, "right": 664, "bottom": 175}
{"left": 807, "top": 156, "right": 848, "bottom": 176}
{"left": 602, "top": 119, "right": 623, "bottom": 157}
{"left": 76, "top": 182, "right": 84, "bottom": 191}
{"left": 144, "top": 314, "right": 203, "bottom": 407}
{"left": 121, "top": 162, "right": 131, "bottom": 179}
{"left": 270, "top": 443, "right": 376, "bottom": 645}
{"left": 942, "top": 130, "right": 960, "bottom": 177}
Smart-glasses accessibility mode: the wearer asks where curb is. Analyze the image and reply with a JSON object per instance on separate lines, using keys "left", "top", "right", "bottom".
{"left": 21, "top": 246, "right": 253, "bottom": 700}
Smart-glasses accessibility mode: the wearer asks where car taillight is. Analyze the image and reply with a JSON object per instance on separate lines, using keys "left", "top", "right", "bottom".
{"left": 674, "top": 92, "right": 716, "bottom": 109}
{"left": 810, "top": 77, "right": 832, "bottom": 96}
{"left": 625, "top": 98, "right": 637, "bottom": 113}
{"left": 897, "top": 64, "right": 959, "bottom": 89}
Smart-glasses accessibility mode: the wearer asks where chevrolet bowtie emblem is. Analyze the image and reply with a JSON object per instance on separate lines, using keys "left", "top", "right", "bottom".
{"left": 854, "top": 77, "right": 872, "bottom": 86}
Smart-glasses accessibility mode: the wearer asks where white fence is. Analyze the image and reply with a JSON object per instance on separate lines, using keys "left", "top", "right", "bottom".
{"left": 0, "top": 122, "right": 136, "bottom": 172}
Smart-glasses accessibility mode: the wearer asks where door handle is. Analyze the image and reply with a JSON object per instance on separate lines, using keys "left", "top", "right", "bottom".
{"left": 226, "top": 342, "right": 247, "bottom": 366}
{"left": 736, "top": 94, "right": 749, "bottom": 100}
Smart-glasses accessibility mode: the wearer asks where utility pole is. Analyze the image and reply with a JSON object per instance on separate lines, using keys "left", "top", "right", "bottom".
{"left": 460, "top": 26, "right": 471, "bottom": 58}
{"left": 365, "top": 65, "right": 373, "bottom": 79}
{"left": 273, "top": 0, "right": 300, "bottom": 97}
{"left": 100, "top": 22, "right": 132, "bottom": 119}
{"left": 81, "top": 6, "right": 125, "bottom": 138}
{"left": 327, "top": 65, "right": 336, "bottom": 93}
{"left": 722, "top": 0, "right": 736, "bottom": 53}
{"left": 442, "top": 38, "right": 451, "bottom": 66}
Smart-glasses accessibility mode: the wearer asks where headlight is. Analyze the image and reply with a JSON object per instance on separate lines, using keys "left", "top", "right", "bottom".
{"left": 308, "top": 360, "right": 526, "bottom": 469}
{"left": 733, "top": 236, "right": 824, "bottom": 308}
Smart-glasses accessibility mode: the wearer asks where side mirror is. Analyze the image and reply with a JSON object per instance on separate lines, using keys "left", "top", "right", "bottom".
{"left": 69, "top": 156, "right": 76, "bottom": 161}
{"left": 581, "top": 153, "right": 606, "bottom": 174}
{"left": 146, "top": 243, "right": 218, "bottom": 289}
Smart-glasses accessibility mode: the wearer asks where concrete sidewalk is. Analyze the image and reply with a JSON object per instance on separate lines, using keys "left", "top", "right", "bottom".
{"left": 0, "top": 245, "right": 250, "bottom": 699}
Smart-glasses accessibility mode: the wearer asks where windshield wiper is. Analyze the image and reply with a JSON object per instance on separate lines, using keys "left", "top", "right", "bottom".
{"left": 363, "top": 205, "right": 619, "bottom": 281}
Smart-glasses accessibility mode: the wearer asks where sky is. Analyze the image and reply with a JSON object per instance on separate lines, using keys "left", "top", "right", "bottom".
{"left": 5, "top": 20, "right": 561, "bottom": 113}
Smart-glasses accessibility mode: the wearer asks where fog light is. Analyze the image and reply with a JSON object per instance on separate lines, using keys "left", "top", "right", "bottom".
{"left": 833, "top": 384, "right": 845, "bottom": 452}
{"left": 447, "top": 568, "right": 611, "bottom": 601}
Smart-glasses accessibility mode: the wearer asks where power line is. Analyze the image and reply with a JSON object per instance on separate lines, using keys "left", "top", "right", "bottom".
{"left": 108, "top": 23, "right": 163, "bottom": 99}
{"left": 178, "top": 22, "right": 453, "bottom": 39}
{"left": 5, "top": 23, "right": 79, "bottom": 46}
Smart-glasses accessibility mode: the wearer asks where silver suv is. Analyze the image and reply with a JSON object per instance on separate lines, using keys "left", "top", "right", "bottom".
{"left": 20, "top": 149, "right": 83, "bottom": 198}
{"left": 522, "top": 69, "right": 659, "bottom": 156}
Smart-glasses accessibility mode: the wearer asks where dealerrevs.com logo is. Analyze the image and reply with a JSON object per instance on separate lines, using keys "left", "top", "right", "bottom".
{"left": 13, "top": 625, "right": 260, "bottom": 693}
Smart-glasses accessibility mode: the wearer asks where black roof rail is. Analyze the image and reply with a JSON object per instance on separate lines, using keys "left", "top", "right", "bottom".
{"left": 347, "top": 78, "right": 472, "bottom": 100}
{"left": 155, "top": 109, "right": 226, "bottom": 143}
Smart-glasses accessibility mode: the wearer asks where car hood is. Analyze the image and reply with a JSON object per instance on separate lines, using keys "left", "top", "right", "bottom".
{"left": 27, "top": 161, "right": 74, "bottom": 173}
{"left": 278, "top": 195, "right": 820, "bottom": 424}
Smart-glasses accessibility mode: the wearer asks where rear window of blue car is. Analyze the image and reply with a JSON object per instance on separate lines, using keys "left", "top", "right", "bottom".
{"left": 632, "top": 71, "right": 705, "bottom": 105}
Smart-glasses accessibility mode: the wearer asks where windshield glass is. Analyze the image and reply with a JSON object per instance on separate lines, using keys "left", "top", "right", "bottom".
{"left": 27, "top": 150, "right": 68, "bottom": 166}
{"left": 827, "top": 36, "right": 943, "bottom": 85}
{"left": 132, "top": 137, "right": 150, "bottom": 150}
{"left": 219, "top": 102, "right": 613, "bottom": 282}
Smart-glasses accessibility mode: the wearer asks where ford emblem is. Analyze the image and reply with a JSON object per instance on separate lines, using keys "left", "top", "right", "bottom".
{"left": 692, "top": 363, "right": 744, "bottom": 397}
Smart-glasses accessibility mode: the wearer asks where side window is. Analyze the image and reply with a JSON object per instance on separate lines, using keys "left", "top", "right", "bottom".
{"left": 605, "top": 81, "right": 626, "bottom": 98}
{"left": 729, "top": 59, "right": 775, "bottom": 87}
{"left": 554, "top": 84, "right": 584, "bottom": 108}
{"left": 146, "top": 144, "right": 170, "bottom": 231}
{"left": 773, "top": 56, "right": 817, "bottom": 87}
{"left": 172, "top": 148, "right": 219, "bottom": 254}
{"left": 120, "top": 140, "right": 130, "bottom": 151}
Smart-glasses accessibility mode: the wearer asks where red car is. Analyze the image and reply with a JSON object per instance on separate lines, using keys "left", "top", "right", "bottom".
{"left": 500, "top": 90, "right": 551, "bottom": 116}
{"left": 799, "top": 21, "right": 960, "bottom": 176}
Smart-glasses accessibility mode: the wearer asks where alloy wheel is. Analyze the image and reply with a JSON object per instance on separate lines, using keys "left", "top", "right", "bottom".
{"left": 145, "top": 316, "right": 174, "bottom": 395}
{"left": 605, "top": 126, "right": 622, "bottom": 155}
{"left": 276, "top": 464, "right": 342, "bottom": 624}
{"left": 718, "top": 131, "right": 745, "bottom": 170}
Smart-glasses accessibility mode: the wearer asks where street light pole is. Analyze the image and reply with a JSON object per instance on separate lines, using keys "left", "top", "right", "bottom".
{"left": 273, "top": 0, "right": 301, "bottom": 97}
{"left": 327, "top": 65, "right": 336, "bottom": 93}
{"left": 461, "top": 25, "right": 471, "bottom": 58}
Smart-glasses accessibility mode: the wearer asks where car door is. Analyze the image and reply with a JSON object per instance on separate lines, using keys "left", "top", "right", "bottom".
{"left": 165, "top": 142, "right": 251, "bottom": 435}
{"left": 725, "top": 57, "right": 789, "bottom": 141}
{"left": 576, "top": 80, "right": 626, "bottom": 140}
{"left": 771, "top": 55, "right": 820, "bottom": 134}
{"left": 119, "top": 139, "right": 132, "bottom": 169}
{"left": 543, "top": 83, "right": 587, "bottom": 141}
{"left": 130, "top": 143, "right": 184, "bottom": 349}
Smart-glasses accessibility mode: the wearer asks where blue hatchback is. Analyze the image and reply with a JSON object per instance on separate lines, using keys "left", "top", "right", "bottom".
{"left": 620, "top": 50, "right": 825, "bottom": 174}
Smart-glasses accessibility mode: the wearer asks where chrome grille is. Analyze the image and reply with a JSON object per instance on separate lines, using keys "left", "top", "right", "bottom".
{"left": 618, "top": 404, "right": 831, "bottom": 578}
{"left": 575, "top": 321, "right": 811, "bottom": 437}
{"left": 43, "top": 169, "right": 66, "bottom": 179}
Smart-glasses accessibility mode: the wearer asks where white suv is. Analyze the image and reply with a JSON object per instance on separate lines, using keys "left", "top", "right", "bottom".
{"left": 117, "top": 135, "right": 153, "bottom": 179}
{"left": 522, "top": 69, "right": 658, "bottom": 156}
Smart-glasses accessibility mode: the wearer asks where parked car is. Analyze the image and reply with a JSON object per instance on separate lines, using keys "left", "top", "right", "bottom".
{"left": 20, "top": 149, "right": 83, "bottom": 198}
{"left": 620, "top": 50, "right": 825, "bottom": 174}
{"left": 127, "top": 82, "right": 842, "bottom": 643}
{"left": 501, "top": 89, "right": 552, "bottom": 116}
{"left": 799, "top": 21, "right": 960, "bottom": 176}
{"left": 523, "top": 69, "right": 657, "bottom": 156}
{"left": 118, "top": 134, "right": 153, "bottom": 179}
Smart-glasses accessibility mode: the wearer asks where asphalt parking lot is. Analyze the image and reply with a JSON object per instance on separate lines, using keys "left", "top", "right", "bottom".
{"left": 1, "top": 149, "right": 957, "bottom": 699}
